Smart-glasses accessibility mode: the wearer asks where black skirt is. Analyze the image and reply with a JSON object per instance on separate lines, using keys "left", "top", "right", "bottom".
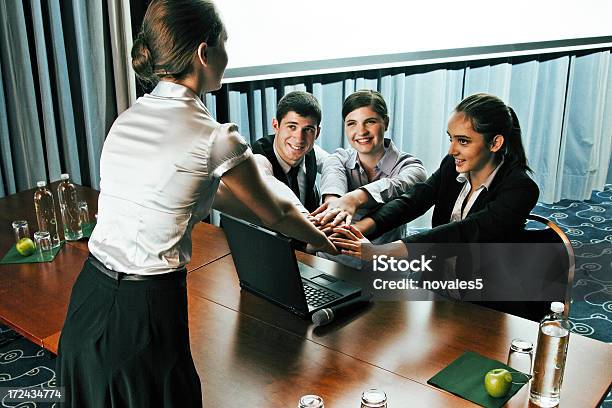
{"left": 56, "top": 256, "right": 202, "bottom": 407}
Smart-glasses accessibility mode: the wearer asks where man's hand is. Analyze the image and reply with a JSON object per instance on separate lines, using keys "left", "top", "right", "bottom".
{"left": 311, "top": 189, "right": 369, "bottom": 229}
{"left": 329, "top": 225, "right": 371, "bottom": 260}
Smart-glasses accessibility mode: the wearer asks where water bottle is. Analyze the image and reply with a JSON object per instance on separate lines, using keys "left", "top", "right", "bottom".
{"left": 529, "top": 301, "right": 571, "bottom": 407}
{"left": 33, "top": 181, "right": 60, "bottom": 248}
{"left": 57, "top": 174, "right": 83, "bottom": 241}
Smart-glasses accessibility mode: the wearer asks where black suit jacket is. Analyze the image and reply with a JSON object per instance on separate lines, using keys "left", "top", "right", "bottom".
{"left": 251, "top": 134, "right": 320, "bottom": 212}
{"left": 369, "top": 155, "right": 540, "bottom": 243}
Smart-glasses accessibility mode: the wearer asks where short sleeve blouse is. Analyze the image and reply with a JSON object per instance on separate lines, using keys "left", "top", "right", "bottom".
{"left": 89, "top": 81, "right": 251, "bottom": 274}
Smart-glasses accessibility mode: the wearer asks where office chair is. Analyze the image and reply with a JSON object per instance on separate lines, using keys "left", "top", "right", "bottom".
{"left": 472, "top": 214, "right": 575, "bottom": 321}
{"left": 523, "top": 214, "right": 575, "bottom": 317}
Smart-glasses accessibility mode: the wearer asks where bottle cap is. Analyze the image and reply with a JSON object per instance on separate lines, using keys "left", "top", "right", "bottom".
{"left": 551, "top": 302, "right": 564, "bottom": 313}
{"left": 36, "top": 181, "right": 47, "bottom": 187}
{"left": 60, "top": 173, "right": 70, "bottom": 180}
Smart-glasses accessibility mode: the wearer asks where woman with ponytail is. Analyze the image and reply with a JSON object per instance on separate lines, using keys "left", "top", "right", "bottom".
{"left": 56, "top": 1, "right": 335, "bottom": 407}
{"left": 330, "top": 93, "right": 539, "bottom": 257}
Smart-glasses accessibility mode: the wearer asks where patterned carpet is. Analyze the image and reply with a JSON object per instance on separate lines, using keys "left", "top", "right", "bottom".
{"left": 0, "top": 185, "right": 611, "bottom": 407}
{"left": 0, "top": 325, "right": 56, "bottom": 407}
{"left": 530, "top": 185, "right": 612, "bottom": 344}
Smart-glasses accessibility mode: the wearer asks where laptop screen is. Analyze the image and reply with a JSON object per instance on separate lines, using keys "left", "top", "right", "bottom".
{"left": 220, "top": 214, "right": 309, "bottom": 314}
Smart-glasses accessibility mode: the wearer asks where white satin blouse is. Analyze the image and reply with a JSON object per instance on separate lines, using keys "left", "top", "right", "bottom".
{"left": 89, "top": 81, "right": 251, "bottom": 275}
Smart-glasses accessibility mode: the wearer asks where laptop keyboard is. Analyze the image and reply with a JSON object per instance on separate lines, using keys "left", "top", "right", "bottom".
{"left": 302, "top": 281, "right": 341, "bottom": 308}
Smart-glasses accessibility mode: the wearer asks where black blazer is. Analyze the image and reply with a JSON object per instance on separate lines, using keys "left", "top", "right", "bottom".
{"left": 251, "top": 134, "right": 320, "bottom": 212}
{"left": 369, "top": 155, "right": 539, "bottom": 243}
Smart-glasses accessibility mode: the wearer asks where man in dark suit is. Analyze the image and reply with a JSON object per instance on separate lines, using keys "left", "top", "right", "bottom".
{"left": 251, "top": 91, "right": 328, "bottom": 213}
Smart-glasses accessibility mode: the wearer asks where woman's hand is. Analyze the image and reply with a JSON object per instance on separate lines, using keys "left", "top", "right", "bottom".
{"left": 310, "top": 201, "right": 352, "bottom": 232}
{"left": 329, "top": 225, "right": 371, "bottom": 260}
{"left": 310, "top": 202, "right": 345, "bottom": 234}
{"left": 311, "top": 190, "right": 370, "bottom": 231}
{"left": 307, "top": 234, "right": 338, "bottom": 255}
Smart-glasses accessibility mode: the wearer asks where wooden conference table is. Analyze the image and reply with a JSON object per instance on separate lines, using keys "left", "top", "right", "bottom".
{"left": 0, "top": 185, "right": 611, "bottom": 407}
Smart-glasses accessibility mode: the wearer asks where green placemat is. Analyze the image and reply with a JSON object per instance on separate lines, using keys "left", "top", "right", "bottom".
{"left": 0, "top": 242, "right": 63, "bottom": 265}
{"left": 82, "top": 222, "right": 96, "bottom": 238}
{"left": 427, "top": 351, "right": 531, "bottom": 408}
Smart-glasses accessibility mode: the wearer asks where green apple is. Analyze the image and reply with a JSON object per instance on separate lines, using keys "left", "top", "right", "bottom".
{"left": 484, "top": 368, "right": 512, "bottom": 398}
{"left": 16, "top": 237, "right": 36, "bottom": 256}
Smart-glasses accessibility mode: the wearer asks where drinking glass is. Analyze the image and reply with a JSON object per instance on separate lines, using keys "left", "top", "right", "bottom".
{"left": 507, "top": 338, "right": 534, "bottom": 381}
{"left": 361, "top": 388, "right": 387, "bottom": 408}
{"left": 34, "top": 231, "right": 53, "bottom": 261}
{"left": 77, "top": 201, "right": 90, "bottom": 224}
{"left": 298, "top": 395, "right": 324, "bottom": 408}
{"left": 12, "top": 220, "right": 29, "bottom": 243}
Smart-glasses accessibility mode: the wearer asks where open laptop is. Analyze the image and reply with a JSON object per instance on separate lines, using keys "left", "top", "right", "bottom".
{"left": 220, "top": 213, "right": 362, "bottom": 318}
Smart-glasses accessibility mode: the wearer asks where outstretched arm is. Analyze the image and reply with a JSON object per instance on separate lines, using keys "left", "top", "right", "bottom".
{"left": 213, "top": 154, "right": 308, "bottom": 223}
{"left": 330, "top": 225, "right": 409, "bottom": 260}
{"left": 221, "top": 156, "right": 336, "bottom": 253}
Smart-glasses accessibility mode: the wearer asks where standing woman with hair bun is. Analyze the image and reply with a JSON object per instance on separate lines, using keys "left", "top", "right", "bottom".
{"left": 331, "top": 93, "right": 540, "bottom": 257}
{"left": 56, "top": 1, "right": 335, "bottom": 407}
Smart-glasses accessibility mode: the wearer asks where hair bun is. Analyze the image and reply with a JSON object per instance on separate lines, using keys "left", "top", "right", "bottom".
{"left": 131, "top": 34, "right": 154, "bottom": 83}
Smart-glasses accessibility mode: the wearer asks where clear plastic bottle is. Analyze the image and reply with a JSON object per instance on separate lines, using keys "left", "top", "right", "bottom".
{"left": 34, "top": 181, "right": 61, "bottom": 248}
{"left": 57, "top": 174, "right": 83, "bottom": 241}
{"left": 529, "top": 302, "right": 571, "bottom": 407}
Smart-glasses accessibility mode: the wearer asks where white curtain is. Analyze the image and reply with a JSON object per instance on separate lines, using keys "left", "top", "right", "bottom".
{"left": 225, "top": 51, "right": 612, "bottom": 205}
{"left": 464, "top": 57, "right": 571, "bottom": 202}
{"left": 559, "top": 51, "right": 612, "bottom": 201}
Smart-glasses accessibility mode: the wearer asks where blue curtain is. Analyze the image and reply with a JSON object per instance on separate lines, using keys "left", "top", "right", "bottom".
{"left": 225, "top": 51, "right": 612, "bottom": 204}
{"left": 0, "top": 1, "right": 46, "bottom": 194}
{"left": 0, "top": 0, "right": 116, "bottom": 197}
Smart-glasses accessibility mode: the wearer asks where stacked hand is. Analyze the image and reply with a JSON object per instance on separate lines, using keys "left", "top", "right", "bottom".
{"left": 306, "top": 237, "right": 338, "bottom": 255}
{"left": 329, "top": 225, "right": 371, "bottom": 260}
{"left": 310, "top": 195, "right": 359, "bottom": 234}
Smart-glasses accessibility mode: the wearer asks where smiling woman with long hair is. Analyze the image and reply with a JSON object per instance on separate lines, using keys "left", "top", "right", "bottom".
{"left": 331, "top": 93, "right": 539, "bottom": 258}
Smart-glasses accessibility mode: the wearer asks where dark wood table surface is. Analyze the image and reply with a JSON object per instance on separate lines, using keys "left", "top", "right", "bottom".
{"left": 0, "top": 182, "right": 96, "bottom": 347}
{"left": 1, "top": 185, "right": 611, "bottom": 407}
{"left": 188, "top": 253, "right": 612, "bottom": 408}
{"left": 0, "top": 184, "right": 229, "bottom": 349}
{"left": 187, "top": 288, "right": 475, "bottom": 407}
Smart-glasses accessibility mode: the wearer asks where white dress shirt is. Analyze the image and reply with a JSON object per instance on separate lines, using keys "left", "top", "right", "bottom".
{"left": 252, "top": 144, "right": 328, "bottom": 213}
{"left": 272, "top": 143, "right": 328, "bottom": 204}
{"left": 450, "top": 159, "right": 505, "bottom": 222}
{"left": 317, "top": 139, "right": 427, "bottom": 268}
{"left": 89, "top": 81, "right": 251, "bottom": 275}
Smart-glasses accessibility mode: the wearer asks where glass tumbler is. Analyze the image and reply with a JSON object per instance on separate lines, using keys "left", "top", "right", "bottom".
{"left": 12, "top": 220, "right": 30, "bottom": 243}
{"left": 507, "top": 338, "right": 534, "bottom": 381}
{"left": 361, "top": 388, "right": 387, "bottom": 408}
{"left": 77, "top": 201, "right": 90, "bottom": 225}
{"left": 34, "top": 231, "right": 53, "bottom": 261}
{"left": 298, "top": 395, "right": 324, "bottom": 408}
